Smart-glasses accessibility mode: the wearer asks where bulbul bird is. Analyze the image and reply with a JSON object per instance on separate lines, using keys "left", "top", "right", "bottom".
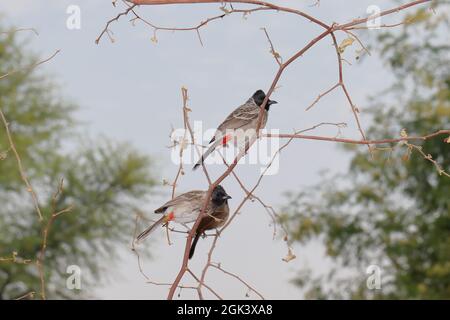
{"left": 193, "top": 89, "right": 278, "bottom": 170}
{"left": 136, "top": 185, "right": 231, "bottom": 244}
{"left": 189, "top": 185, "right": 231, "bottom": 259}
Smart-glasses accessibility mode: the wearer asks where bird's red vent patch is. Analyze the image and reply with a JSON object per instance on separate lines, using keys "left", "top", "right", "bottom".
{"left": 222, "top": 134, "right": 232, "bottom": 146}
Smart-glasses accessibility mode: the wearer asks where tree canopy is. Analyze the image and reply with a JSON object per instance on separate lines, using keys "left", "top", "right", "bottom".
{"left": 0, "top": 26, "right": 156, "bottom": 299}
{"left": 283, "top": 4, "right": 450, "bottom": 299}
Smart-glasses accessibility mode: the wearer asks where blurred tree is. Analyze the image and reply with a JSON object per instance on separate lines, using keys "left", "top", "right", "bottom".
{"left": 283, "top": 3, "right": 449, "bottom": 299}
{"left": 0, "top": 27, "right": 156, "bottom": 299}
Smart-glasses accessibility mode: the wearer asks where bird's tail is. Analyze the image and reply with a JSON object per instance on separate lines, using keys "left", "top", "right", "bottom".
{"left": 136, "top": 216, "right": 167, "bottom": 243}
{"left": 193, "top": 139, "right": 221, "bottom": 170}
{"left": 189, "top": 232, "right": 201, "bottom": 259}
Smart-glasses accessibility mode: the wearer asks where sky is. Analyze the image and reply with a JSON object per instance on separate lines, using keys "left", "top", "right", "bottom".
{"left": 0, "top": 0, "right": 410, "bottom": 299}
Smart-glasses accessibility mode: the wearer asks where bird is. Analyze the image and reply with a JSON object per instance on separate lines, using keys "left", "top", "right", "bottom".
{"left": 188, "top": 185, "right": 231, "bottom": 259}
{"left": 193, "top": 89, "right": 278, "bottom": 170}
{"left": 136, "top": 185, "right": 231, "bottom": 243}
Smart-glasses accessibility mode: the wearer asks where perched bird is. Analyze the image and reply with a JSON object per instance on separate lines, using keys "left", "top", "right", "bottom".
{"left": 189, "top": 185, "right": 231, "bottom": 259}
{"left": 193, "top": 89, "right": 278, "bottom": 170}
{"left": 136, "top": 185, "right": 231, "bottom": 243}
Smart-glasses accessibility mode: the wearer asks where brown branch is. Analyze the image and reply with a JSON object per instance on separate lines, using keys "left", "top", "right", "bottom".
{"left": 338, "top": 0, "right": 432, "bottom": 30}
{"left": 132, "top": 209, "right": 204, "bottom": 296}
{"left": 128, "top": 0, "right": 331, "bottom": 29}
{"left": 210, "top": 263, "right": 264, "bottom": 299}
{"left": 131, "top": 214, "right": 153, "bottom": 281}
{"left": 96, "top": 0, "right": 273, "bottom": 46}
{"left": 305, "top": 82, "right": 340, "bottom": 111}
{"left": 15, "top": 291, "right": 36, "bottom": 300}
{"left": 170, "top": 94, "right": 190, "bottom": 198}
{"left": 127, "top": 2, "right": 270, "bottom": 46}
{"left": 0, "top": 252, "right": 32, "bottom": 265}
{"left": 328, "top": 31, "right": 372, "bottom": 156}
{"left": 167, "top": 87, "right": 212, "bottom": 236}
{"left": 345, "top": 19, "right": 414, "bottom": 31}
{"left": 0, "top": 28, "right": 39, "bottom": 36}
{"left": 255, "top": 27, "right": 332, "bottom": 133}
{"left": 342, "top": 30, "right": 371, "bottom": 57}
{"left": 264, "top": 129, "right": 450, "bottom": 145}
{"left": 187, "top": 268, "right": 223, "bottom": 299}
{"left": 95, "top": 4, "right": 137, "bottom": 44}
{"left": 36, "top": 179, "right": 73, "bottom": 300}
{"left": 181, "top": 87, "right": 212, "bottom": 185}
{"left": 405, "top": 142, "right": 450, "bottom": 178}
{"left": 0, "top": 49, "right": 60, "bottom": 80}
{"left": 217, "top": 151, "right": 277, "bottom": 238}
{"left": 0, "top": 49, "right": 61, "bottom": 222}
{"left": 261, "top": 27, "right": 282, "bottom": 66}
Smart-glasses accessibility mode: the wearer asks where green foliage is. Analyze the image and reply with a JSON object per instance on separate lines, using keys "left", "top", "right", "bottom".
{"left": 0, "top": 27, "right": 156, "bottom": 299}
{"left": 284, "top": 4, "right": 450, "bottom": 299}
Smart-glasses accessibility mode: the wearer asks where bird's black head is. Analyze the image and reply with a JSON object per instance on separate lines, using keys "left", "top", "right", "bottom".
{"left": 211, "top": 185, "right": 231, "bottom": 206}
{"left": 251, "top": 90, "right": 278, "bottom": 111}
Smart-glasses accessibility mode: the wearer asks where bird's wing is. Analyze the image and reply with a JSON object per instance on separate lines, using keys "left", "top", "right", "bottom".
{"left": 154, "top": 190, "right": 206, "bottom": 213}
{"left": 216, "top": 100, "right": 261, "bottom": 134}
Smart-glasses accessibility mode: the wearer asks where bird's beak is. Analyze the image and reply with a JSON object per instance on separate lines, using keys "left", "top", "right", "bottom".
{"left": 223, "top": 195, "right": 232, "bottom": 200}
{"left": 269, "top": 100, "right": 278, "bottom": 105}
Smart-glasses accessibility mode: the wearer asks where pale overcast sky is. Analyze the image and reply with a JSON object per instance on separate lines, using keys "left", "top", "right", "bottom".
{"left": 0, "top": 0, "right": 411, "bottom": 299}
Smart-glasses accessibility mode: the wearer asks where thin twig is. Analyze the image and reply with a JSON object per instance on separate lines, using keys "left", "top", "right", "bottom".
{"left": 264, "top": 129, "right": 450, "bottom": 145}
{"left": 36, "top": 179, "right": 73, "bottom": 300}
{"left": 261, "top": 27, "right": 282, "bottom": 66}
{"left": 0, "top": 49, "right": 61, "bottom": 221}
{"left": 0, "top": 50, "right": 60, "bottom": 80}
{"left": 210, "top": 263, "right": 264, "bottom": 299}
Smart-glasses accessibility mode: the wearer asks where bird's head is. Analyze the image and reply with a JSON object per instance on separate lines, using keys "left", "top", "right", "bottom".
{"left": 252, "top": 89, "right": 278, "bottom": 111}
{"left": 211, "top": 185, "right": 231, "bottom": 205}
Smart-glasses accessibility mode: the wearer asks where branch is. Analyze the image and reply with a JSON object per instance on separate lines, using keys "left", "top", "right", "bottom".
{"left": 181, "top": 87, "right": 212, "bottom": 185}
{"left": 95, "top": 4, "right": 137, "bottom": 44}
{"left": 264, "top": 129, "right": 450, "bottom": 145}
{"left": 126, "top": 1, "right": 270, "bottom": 46}
{"left": 261, "top": 27, "right": 282, "bottom": 66}
{"left": 210, "top": 263, "right": 264, "bottom": 299}
{"left": 0, "top": 50, "right": 60, "bottom": 80}
{"left": 36, "top": 179, "right": 73, "bottom": 300}
{"left": 0, "top": 49, "right": 61, "bottom": 221}
{"left": 0, "top": 252, "right": 32, "bottom": 265}
{"left": 0, "top": 28, "right": 39, "bottom": 36}
{"left": 338, "top": 0, "right": 432, "bottom": 30}
{"left": 128, "top": 0, "right": 330, "bottom": 29}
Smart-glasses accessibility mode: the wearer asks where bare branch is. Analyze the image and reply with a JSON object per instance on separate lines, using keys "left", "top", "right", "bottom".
{"left": 210, "top": 263, "right": 264, "bottom": 299}
{"left": 261, "top": 27, "right": 282, "bottom": 66}
{"left": 264, "top": 129, "right": 450, "bottom": 145}
{"left": 0, "top": 49, "right": 61, "bottom": 222}
{"left": 0, "top": 49, "right": 60, "bottom": 80}
{"left": 36, "top": 179, "right": 73, "bottom": 300}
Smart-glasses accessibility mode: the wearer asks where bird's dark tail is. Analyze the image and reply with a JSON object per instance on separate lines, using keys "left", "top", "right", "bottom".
{"left": 136, "top": 216, "right": 166, "bottom": 243}
{"left": 189, "top": 233, "right": 201, "bottom": 259}
{"left": 193, "top": 139, "right": 220, "bottom": 170}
